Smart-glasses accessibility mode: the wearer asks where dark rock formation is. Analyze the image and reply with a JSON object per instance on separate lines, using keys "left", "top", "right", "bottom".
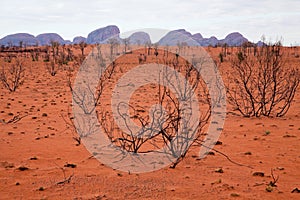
{"left": 0, "top": 33, "right": 38, "bottom": 47}
{"left": 219, "top": 32, "right": 248, "bottom": 46}
{"left": 86, "top": 25, "right": 120, "bottom": 44}
{"left": 158, "top": 29, "right": 199, "bottom": 46}
{"left": 36, "top": 33, "right": 65, "bottom": 46}
{"left": 72, "top": 36, "right": 86, "bottom": 44}
{"left": 127, "top": 31, "right": 151, "bottom": 45}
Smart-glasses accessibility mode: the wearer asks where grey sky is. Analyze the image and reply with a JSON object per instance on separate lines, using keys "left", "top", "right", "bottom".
{"left": 0, "top": 0, "right": 299, "bottom": 45}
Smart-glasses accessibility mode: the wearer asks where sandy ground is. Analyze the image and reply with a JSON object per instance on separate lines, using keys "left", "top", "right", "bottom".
{"left": 0, "top": 46, "right": 299, "bottom": 200}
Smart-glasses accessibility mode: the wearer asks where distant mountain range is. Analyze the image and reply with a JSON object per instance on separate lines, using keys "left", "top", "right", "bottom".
{"left": 0, "top": 25, "right": 258, "bottom": 47}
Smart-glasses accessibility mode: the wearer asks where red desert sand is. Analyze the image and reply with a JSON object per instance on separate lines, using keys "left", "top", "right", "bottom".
{"left": 0, "top": 45, "right": 299, "bottom": 199}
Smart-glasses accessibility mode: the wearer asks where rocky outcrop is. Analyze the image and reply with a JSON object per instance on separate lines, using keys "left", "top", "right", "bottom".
{"left": 72, "top": 36, "right": 86, "bottom": 44}
{"left": 0, "top": 25, "right": 255, "bottom": 47}
{"left": 0, "top": 33, "right": 38, "bottom": 47}
{"left": 64, "top": 40, "right": 72, "bottom": 45}
{"left": 158, "top": 29, "right": 249, "bottom": 47}
{"left": 158, "top": 29, "right": 199, "bottom": 46}
{"left": 86, "top": 25, "right": 120, "bottom": 44}
{"left": 200, "top": 36, "right": 219, "bottom": 46}
{"left": 127, "top": 32, "right": 151, "bottom": 45}
{"left": 192, "top": 33, "right": 203, "bottom": 42}
{"left": 219, "top": 32, "right": 248, "bottom": 46}
{"left": 256, "top": 41, "right": 266, "bottom": 47}
{"left": 36, "top": 33, "right": 65, "bottom": 46}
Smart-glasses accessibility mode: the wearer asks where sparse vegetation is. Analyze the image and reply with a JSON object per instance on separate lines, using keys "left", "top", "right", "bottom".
{"left": 219, "top": 52, "right": 224, "bottom": 63}
{"left": 266, "top": 169, "right": 279, "bottom": 192}
{"left": 0, "top": 58, "right": 25, "bottom": 92}
{"left": 104, "top": 49, "right": 210, "bottom": 168}
{"left": 264, "top": 130, "right": 271, "bottom": 135}
{"left": 0, "top": 39, "right": 299, "bottom": 199}
{"left": 79, "top": 41, "right": 87, "bottom": 57}
{"left": 227, "top": 40, "right": 300, "bottom": 117}
{"left": 55, "top": 163, "right": 74, "bottom": 185}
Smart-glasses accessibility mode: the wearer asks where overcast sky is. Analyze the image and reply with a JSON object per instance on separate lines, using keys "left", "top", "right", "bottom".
{"left": 0, "top": 0, "right": 299, "bottom": 45}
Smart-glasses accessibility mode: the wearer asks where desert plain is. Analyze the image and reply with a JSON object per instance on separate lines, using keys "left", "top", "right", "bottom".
{"left": 0, "top": 44, "right": 299, "bottom": 200}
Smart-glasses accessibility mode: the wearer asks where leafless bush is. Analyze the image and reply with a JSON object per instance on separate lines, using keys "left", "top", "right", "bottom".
{"left": 0, "top": 112, "right": 28, "bottom": 124}
{"left": 30, "top": 50, "right": 39, "bottom": 61}
{"left": 61, "top": 106, "right": 81, "bottom": 146}
{"left": 108, "top": 38, "right": 120, "bottom": 61}
{"left": 46, "top": 60, "right": 57, "bottom": 76}
{"left": 98, "top": 50, "right": 211, "bottom": 168}
{"left": 227, "top": 41, "right": 299, "bottom": 117}
{"left": 45, "top": 42, "right": 72, "bottom": 76}
{"left": 70, "top": 45, "right": 216, "bottom": 169}
{"left": 79, "top": 41, "right": 87, "bottom": 57}
{"left": 67, "top": 45, "right": 107, "bottom": 115}
{"left": 159, "top": 58, "right": 211, "bottom": 168}
{"left": 0, "top": 58, "right": 25, "bottom": 92}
